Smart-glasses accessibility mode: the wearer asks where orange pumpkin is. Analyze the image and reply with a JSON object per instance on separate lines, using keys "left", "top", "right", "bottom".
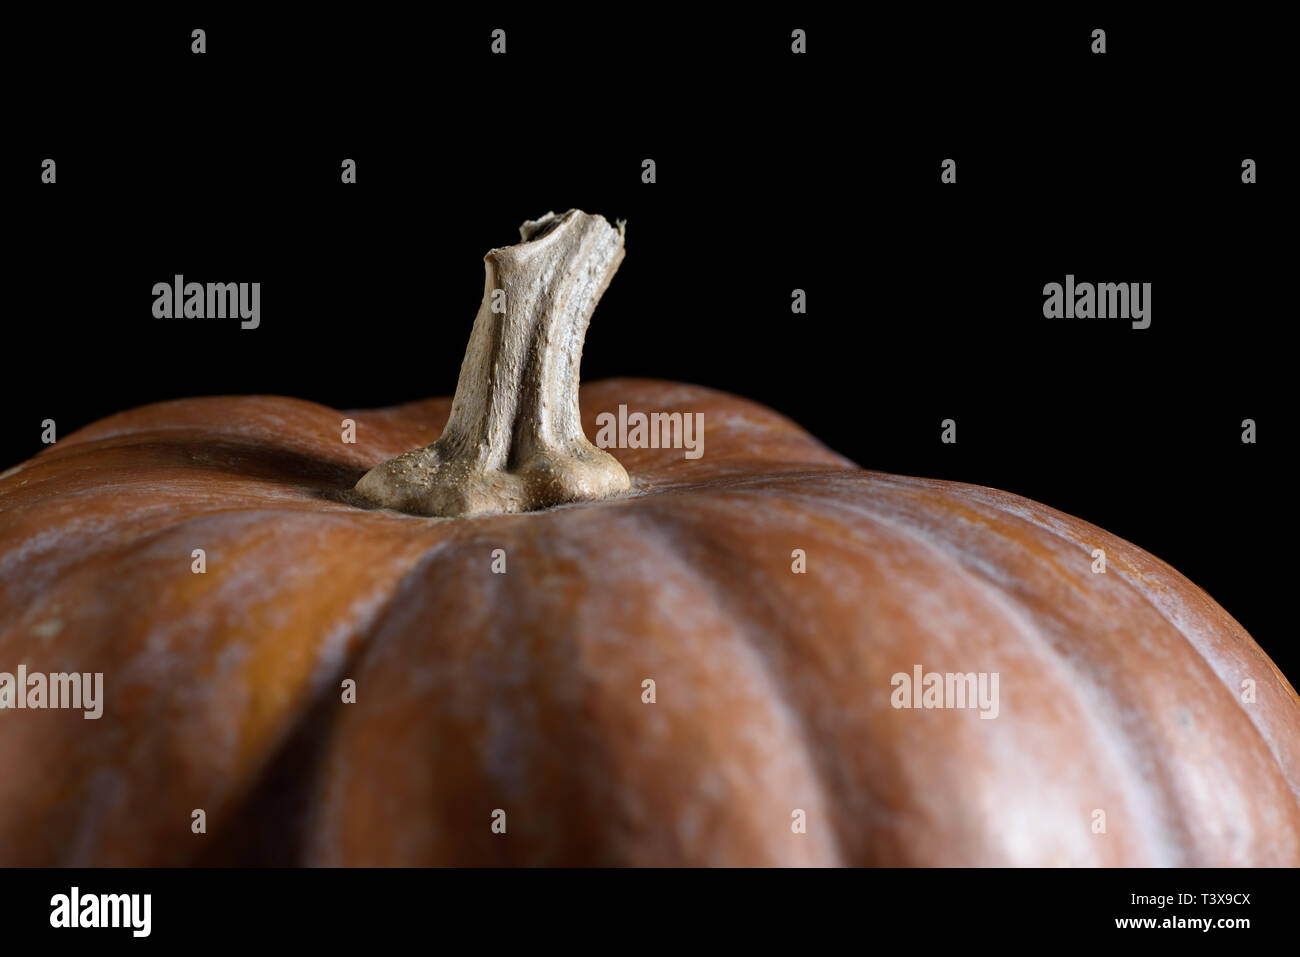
{"left": 1, "top": 210, "right": 1296, "bottom": 866}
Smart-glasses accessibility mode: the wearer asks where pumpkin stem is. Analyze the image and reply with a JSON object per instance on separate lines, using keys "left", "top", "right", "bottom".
{"left": 352, "top": 209, "right": 632, "bottom": 517}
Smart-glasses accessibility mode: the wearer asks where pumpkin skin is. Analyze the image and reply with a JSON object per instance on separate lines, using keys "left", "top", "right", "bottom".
{"left": 1, "top": 379, "right": 1298, "bottom": 867}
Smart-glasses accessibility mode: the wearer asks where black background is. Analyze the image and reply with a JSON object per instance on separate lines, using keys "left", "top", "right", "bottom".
{"left": 2, "top": 865, "right": 1282, "bottom": 944}
{"left": 5, "top": 11, "right": 1292, "bottom": 684}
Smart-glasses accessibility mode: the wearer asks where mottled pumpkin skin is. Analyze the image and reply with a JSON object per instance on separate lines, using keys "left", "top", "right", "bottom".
{"left": 0, "top": 379, "right": 1297, "bottom": 866}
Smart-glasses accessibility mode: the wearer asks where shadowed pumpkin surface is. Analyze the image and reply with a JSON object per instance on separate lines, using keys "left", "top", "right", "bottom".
{"left": 0, "top": 379, "right": 1298, "bottom": 866}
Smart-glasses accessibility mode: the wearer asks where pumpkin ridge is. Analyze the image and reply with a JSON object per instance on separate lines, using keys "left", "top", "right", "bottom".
{"left": 623, "top": 497, "right": 885, "bottom": 864}
{"left": 908, "top": 479, "right": 1300, "bottom": 764}
{"left": 5, "top": 443, "right": 365, "bottom": 504}
{"left": 945, "top": 483, "right": 1300, "bottom": 810}
{"left": 0, "top": 503, "right": 456, "bottom": 864}
{"left": 300, "top": 506, "right": 851, "bottom": 865}
{"left": 195, "top": 531, "right": 472, "bottom": 865}
{"left": 771, "top": 482, "right": 1193, "bottom": 864}
{"left": 625, "top": 506, "right": 851, "bottom": 865}
{"left": 19, "top": 394, "right": 359, "bottom": 458}
{"left": 783, "top": 478, "right": 1300, "bottom": 863}
{"left": 643, "top": 480, "right": 1175, "bottom": 864}
{"left": 625, "top": 468, "right": 869, "bottom": 496}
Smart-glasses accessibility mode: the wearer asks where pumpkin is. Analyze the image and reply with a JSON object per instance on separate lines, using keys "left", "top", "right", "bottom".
{"left": 1, "top": 210, "right": 1297, "bottom": 867}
